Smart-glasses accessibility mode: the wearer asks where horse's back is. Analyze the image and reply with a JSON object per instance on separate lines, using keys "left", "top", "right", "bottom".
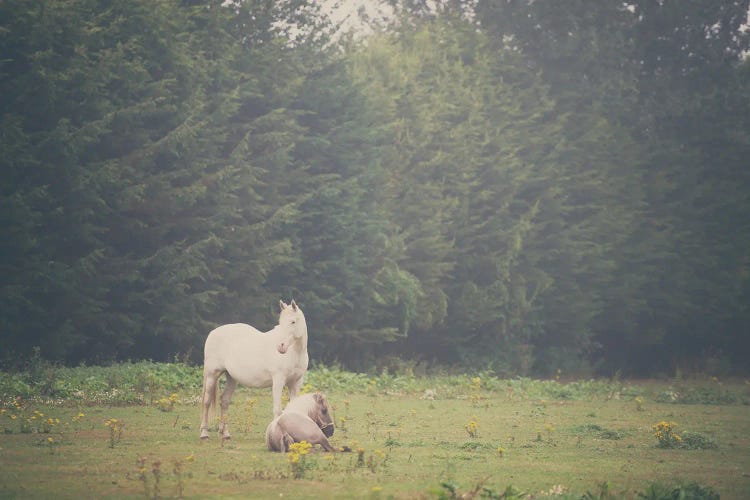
{"left": 208, "top": 323, "right": 262, "bottom": 337}
{"left": 204, "top": 322, "right": 281, "bottom": 386}
{"left": 203, "top": 323, "right": 264, "bottom": 366}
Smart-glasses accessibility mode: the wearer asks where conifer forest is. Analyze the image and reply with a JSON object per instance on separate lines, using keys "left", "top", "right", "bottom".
{"left": 2, "top": 0, "right": 749, "bottom": 377}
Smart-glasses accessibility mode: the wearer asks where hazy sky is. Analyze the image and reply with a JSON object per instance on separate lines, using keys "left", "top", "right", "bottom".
{"left": 321, "top": 0, "right": 394, "bottom": 35}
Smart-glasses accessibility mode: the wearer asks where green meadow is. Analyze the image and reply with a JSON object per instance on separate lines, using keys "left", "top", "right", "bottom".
{"left": 1, "top": 364, "right": 749, "bottom": 499}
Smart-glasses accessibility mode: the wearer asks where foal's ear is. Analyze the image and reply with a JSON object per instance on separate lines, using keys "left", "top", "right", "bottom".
{"left": 279, "top": 300, "right": 287, "bottom": 311}
{"left": 291, "top": 299, "right": 298, "bottom": 312}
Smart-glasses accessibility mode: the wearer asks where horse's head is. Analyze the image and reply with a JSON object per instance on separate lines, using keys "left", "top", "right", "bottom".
{"left": 310, "top": 392, "right": 334, "bottom": 437}
{"left": 277, "top": 300, "right": 307, "bottom": 354}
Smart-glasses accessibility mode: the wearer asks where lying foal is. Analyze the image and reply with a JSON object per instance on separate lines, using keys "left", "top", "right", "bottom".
{"left": 265, "top": 392, "right": 335, "bottom": 452}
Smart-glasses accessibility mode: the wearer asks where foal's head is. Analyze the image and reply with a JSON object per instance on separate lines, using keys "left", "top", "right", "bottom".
{"left": 286, "top": 392, "right": 334, "bottom": 437}
{"left": 277, "top": 299, "right": 307, "bottom": 354}
{"left": 311, "top": 392, "right": 334, "bottom": 437}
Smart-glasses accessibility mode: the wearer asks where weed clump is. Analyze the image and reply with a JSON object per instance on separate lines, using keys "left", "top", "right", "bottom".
{"left": 652, "top": 421, "right": 716, "bottom": 450}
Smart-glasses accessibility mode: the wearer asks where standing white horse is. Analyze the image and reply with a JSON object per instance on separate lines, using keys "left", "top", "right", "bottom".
{"left": 200, "top": 300, "right": 308, "bottom": 440}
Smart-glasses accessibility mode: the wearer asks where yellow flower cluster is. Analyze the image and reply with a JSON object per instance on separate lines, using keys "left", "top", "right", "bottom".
{"left": 652, "top": 420, "right": 682, "bottom": 448}
{"left": 287, "top": 441, "right": 313, "bottom": 479}
{"left": 287, "top": 440, "right": 312, "bottom": 464}
{"left": 156, "top": 393, "right": 179, "bottom": 412}
{"left": 471, "top": 377, "right": 481, "bottom": 390}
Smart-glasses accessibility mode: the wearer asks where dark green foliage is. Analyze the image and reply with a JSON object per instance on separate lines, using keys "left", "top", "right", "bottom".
{"left": 1, "top": 0, "right": 749, "bottom": 374}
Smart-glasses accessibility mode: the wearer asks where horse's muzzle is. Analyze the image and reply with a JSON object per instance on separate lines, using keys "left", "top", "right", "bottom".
{"left": 321, "top": 422, "right": 334, "bottom": 437}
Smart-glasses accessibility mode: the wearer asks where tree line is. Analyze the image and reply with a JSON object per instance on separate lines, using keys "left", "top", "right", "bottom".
{"left": 2, "top": 0, "right": 749, "bottom": 376}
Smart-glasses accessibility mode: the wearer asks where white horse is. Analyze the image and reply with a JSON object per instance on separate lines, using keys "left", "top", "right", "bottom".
{"left": 200, "top": 299, "right": 308, "bottom": 440}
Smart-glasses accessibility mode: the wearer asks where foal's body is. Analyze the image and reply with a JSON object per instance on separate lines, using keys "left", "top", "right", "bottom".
{"left": 200, "top": 300, "right": 308, "bottom": 440}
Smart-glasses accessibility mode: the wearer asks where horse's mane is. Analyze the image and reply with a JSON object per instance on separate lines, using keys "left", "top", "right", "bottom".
{"left": 284, "top": 393, "right": 323, "bottom": 418}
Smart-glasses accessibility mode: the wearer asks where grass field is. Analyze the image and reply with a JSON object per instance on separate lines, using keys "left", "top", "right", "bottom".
{"left": 1, "top": 366, "right": 749, "bottom": 498}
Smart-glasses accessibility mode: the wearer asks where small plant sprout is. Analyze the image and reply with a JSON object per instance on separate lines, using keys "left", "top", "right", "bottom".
{"left": 635, "top": 396, "right": 644, "bottom": 411}
{"left": 45, "top": 417, "right": 60, "bottom": 434}
{"left": 136, "top": 456, "right": 149, "bottom": 498}
{"left": 469, "top": 377, "right": 483, "bottom": 406}
{"left": 496, "top": 446, "right": 505, "bottom": 457}
{"left": 71, "top": 412, "right": 85, "bottom": 430}
{"left": 151, "top": 460, "right": 162, "bottom": 499}
{"left": 544, "top": 423, "right": 555, "bottom": 441}
{"left": 173, "top": 454, "right": 194, "bottom": 498}
{"left": 465, "top": 418, "right": 479, "bottom": 438}
{"left": 367, "top": 448, "right": 388, "bottom": 473}
{"left": 104, "top": 418, "right": 123, "bottom": 448}
{"left": 244, "top": 398, "right": 257, "bottom": 433}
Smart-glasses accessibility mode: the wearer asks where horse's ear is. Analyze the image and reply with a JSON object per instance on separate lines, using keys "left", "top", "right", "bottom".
{"left": 291, "top": 299, "right": 298, "bottom": 312}
{"left": 279, "top": 300, "right": 287, "bottom": 311}
{"left": 313, "top": 392, "right": 324, "bottom": 404}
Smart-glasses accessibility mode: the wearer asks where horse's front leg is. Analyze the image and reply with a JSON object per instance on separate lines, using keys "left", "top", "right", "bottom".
{"left": 288, "top": 375, "right": 304, "bottom": 401}
{"left": 219, "top": 374, "right": 238, "bottom": 440}
{"left": 271, "top": 375, "right": 286, "bottom": 417}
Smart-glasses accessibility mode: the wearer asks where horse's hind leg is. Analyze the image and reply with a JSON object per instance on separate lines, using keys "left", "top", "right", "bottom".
{"left": 200, "top": 368, "right": 221, "bottom": 440}
{"left": 282, "top": 432, "right": 295, "bottom": 452}
{"left": 219, "top": 373, "right": 238, "bottom": 440}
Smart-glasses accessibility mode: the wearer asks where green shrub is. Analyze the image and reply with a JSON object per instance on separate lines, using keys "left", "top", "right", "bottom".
{"left": 679, "top": 432, "right": 717, "bottom": 450}
{"left": 637, "top": 482, "right": 719, "bottom": 500}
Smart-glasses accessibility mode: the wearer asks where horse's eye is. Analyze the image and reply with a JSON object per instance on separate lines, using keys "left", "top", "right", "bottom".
{"left": 322, "top": 408, "right": 327, "bottom": 414}
{"left": 291, "top": 320, "right": 296, "bottom": 324}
